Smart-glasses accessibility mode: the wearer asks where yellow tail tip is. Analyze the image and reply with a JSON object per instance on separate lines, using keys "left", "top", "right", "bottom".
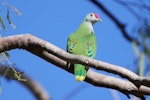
{"left": 75, "top": 76, "right": 85, "bottom": 82}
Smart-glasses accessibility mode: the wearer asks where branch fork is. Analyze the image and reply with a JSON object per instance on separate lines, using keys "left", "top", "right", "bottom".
{"left": 0, "top": 34, "right": 150, "bottom": 99}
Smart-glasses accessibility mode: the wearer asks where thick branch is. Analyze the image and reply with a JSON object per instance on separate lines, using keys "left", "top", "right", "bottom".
{"left": 0, "top": 34, "right": 150, "bottom": 97}
{"left": 0, "top": 65, "right": 50, "bottom": 100}
{"left": 0, "top": 34, "right": 146, "bottom": 86}
{"left": 26, "top": 50, "right": 150, "bottom": 98}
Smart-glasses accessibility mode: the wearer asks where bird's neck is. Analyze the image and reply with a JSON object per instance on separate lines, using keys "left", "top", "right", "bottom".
{"left": 78, "top": 21, "right": 94, "bottom": 34}
{"left": 85, "top": 21, "right": 94, "bottom": 34}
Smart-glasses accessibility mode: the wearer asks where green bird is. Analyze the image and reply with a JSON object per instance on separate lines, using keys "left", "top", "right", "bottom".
{"left": 67, "top": 12, "right": 102, "bottom": 82}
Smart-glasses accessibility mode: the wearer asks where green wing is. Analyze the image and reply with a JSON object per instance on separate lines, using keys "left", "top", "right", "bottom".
{"left": 67, "top": 33, "right": 77, "bottom": 54}
{"left": 67, "top": 33, "right": 96, "bottom": 58}
{"left": 67, "top": 32, "right": 96, "bottom": 82}
{"left": 86, "top": 34, "right": 96, "bottom": 58}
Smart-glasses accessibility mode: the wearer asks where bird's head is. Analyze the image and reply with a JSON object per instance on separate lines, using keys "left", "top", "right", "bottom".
{"left": 84, "top": 12, "right": 102, "bottom": 24}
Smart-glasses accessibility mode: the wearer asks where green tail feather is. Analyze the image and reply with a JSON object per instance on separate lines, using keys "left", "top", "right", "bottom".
{"left": 74, "top": 64, "right": 87, "bottom": 82}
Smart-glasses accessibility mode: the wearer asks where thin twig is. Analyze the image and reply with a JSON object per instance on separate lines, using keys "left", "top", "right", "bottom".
{"left": 89, "top": 0, "right": 140, "bottom": 45}
{"left": 114, "top": 0, "right": 143, "bottom": 20}
{"left": 0, "top": 65, "right": 50, "bottom": 100}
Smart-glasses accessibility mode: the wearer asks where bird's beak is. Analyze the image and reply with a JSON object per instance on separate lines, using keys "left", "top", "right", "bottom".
{"left": 97, "top": 18, "right": 102, "bottom": 22}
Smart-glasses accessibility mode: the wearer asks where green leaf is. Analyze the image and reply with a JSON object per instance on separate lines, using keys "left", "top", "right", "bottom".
{"left": 14, "top": 72, "right": 27, "bottom": 81}
{"left": 0, "top": 52, "right": 5, "bottom": 64}
{"left": 12, "top": 6, "right": 22, "bottom": 16}
{"left": 144, "top": 46, "right": 150, "bottom": 57}
{"left": 3, "top": 67, "right": 11, "bottom": 78}
{"left": 0, "top": 16, "right": 6, "bottom": 30}
{"left": 132, "top": 41, "right": 140, "bottom": 56}
{"left": 7, "top": 10, "right": 16, "bottom": 29}
{"left": 138, "top": 52, "right": 145, "bottom": 76}
{"left": 0, "top": 52, "right": 5, "bottom": 59}
{"left": 4, "top": 51, "right": 10, "bottom": 58}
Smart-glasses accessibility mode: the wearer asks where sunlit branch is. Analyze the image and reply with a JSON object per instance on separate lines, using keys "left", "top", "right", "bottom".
{"left": 0, "top": 34, "right": 150, "bottom": 99}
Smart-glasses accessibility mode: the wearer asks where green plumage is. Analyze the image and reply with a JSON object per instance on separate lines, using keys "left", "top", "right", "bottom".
{"left": 67, "top": 21, "right": 96, "bottom": 81}
{"left": 67, "top": 12, "right": 101, "bottom": 81}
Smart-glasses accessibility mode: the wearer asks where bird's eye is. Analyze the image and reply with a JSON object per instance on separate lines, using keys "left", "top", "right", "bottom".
{"left": 90, "top": 14, "right": 93, "bottom": 16}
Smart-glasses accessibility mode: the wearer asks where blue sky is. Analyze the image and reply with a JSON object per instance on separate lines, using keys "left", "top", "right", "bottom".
{"left": 0, "top": 0, "right": 138, "bottom": 100}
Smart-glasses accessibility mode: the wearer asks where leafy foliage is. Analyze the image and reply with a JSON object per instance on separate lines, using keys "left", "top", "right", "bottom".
{"left": 0, "top": 0, "right": 21, "bottom": 30}
{"left": 0, "top": 0, "right": 21, "bottom": 71}
{"left": 0, "top": 16, "right": 6, "bottom": 30}
{"left": 132, "top": 19, "right": 150, "bottom": 76}
{"left": 0, "top": 0, "right": 23, "bottom": 93}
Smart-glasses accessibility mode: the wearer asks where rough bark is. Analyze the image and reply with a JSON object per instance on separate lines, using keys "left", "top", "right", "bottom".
{"left": 0, "top": 34, "right": 150, "bottom": 98}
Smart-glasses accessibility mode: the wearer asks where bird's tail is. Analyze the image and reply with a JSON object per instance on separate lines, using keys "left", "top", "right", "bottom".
{"left": 74, "top": 64, "right": 87, "bottom": 82}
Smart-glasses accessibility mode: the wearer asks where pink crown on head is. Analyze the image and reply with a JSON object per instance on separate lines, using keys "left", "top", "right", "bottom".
{"left": 94, "top": 13, "right": 100, "bottom": 19}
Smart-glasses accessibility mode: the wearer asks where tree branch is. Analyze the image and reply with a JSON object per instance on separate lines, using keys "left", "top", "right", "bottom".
{"left": 114, "top": 0, "right": 143, "bottom": 20}
{"left": 114, "top": 0, "right": 150, "bottom": 12}
{"left": 27, "top": 49, "right": 148, "bottom": 98}
{"left": 0, "top": 34, "right": 150, "bottom": 98}
{"left": 89, "top": 0, "right": 140, "bottom": 45}
{"left": 0, "top": 65, "right": 50, "bottom": 100}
